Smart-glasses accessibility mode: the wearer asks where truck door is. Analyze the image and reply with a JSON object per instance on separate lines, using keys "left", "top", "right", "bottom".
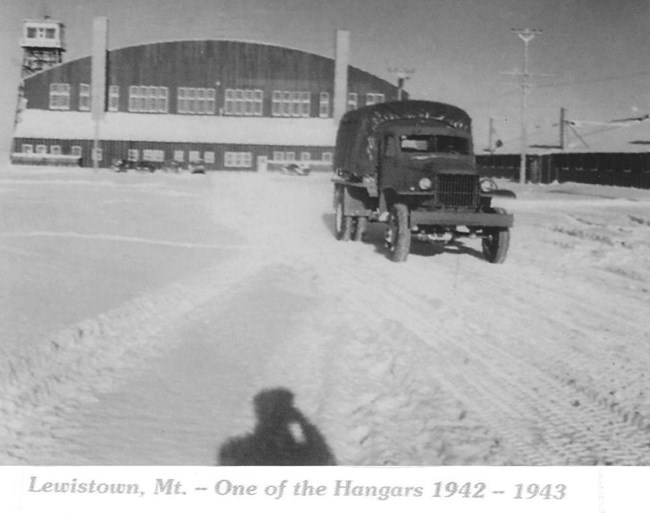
{"left": 379, "top": 133, "right": 400, "bottom": 192}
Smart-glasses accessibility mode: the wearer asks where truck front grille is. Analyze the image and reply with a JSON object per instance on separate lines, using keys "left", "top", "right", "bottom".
{"left": 437, "top": 174, "right": 478, "bottom": 207}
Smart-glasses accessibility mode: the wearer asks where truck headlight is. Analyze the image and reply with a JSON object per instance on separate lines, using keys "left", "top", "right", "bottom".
{"left": 480, "top": 178, "right": 498, "bottom": 193}
{"left": 419, "top": 177, "right": 433, "bottom": 190}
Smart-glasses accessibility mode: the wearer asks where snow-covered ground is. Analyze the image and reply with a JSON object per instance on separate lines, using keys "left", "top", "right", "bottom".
{"left": 1, "top": 166, "right": 649, "bottom": 465}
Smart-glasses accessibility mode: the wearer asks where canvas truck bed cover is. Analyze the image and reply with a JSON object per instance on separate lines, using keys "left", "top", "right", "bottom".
{"left": 334, "top": 100, "right": 473, "bottom": 178}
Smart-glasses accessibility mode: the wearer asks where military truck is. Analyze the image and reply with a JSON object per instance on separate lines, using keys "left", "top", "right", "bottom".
{"left": 332, "top": 100, "right": 515, "bottom": 262}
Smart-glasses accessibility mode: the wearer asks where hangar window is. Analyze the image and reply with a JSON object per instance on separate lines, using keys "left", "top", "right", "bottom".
{"left": 366, "top": 93, "right": 385, "bottom": 106}
{"left": 22, "top": 144, "right": 33, "bottom": 154}
{"left": 128, "top": 149, "right": 139, "bottom": 161}
{"left": 322, "top": 152, "right": 333, "bottom": 162}
{"left": 244, "top": 90, "right": 254, "bottom": 115}
{"left": 207, "top": 89, "right": 216, "bottom": 114}
{"left": 196, "top": 89, "right": 205, "bottom": 113}
{"left": 285, "top": 151, "right": 295, "bottom": 161}
{"left": 224, "top": 89, "right": 263, "bottom": 116}
{"left": 272, "top": 91, "right": 282, "bottom": 116}
{"left": 204, "top": 151, "right": 215, "bottom": 164}
{"left": 147, "top": 87, "right": 158, "bottom": 112}
{"left": 129, "top": 85, "right": 169, "bottom": 113}
{"left": 291, "top": 94, "right": 302, "bottom": 117}
{"left": 254, "top": 90, "right": 263, "bottom": 115}
{"left": 189, "top": 150, "right": 200, "bottom": 162}
{"left": 272, "top": 91, "right": 310, "bottom": 117}
{"left": 71, "top": 146, "right": 82, "bottom": 156}
{"left": 143, "top": 149, "right": 164, "bottom": 162}
{"left": 50, "top": 145, "right": 62, "bottom": 155}
{"left": 36, "top": 145, "right": 47, "bottom": 154}
{"left": 224, "top": 152, "right": 252, "bottom": 168}
{"left": 234, "top": 90, "right": 244, "bottom": 115}
{"left": 319, "top": 92, "right": 330, "bottom": 118}
{"left": 282, "top": 91, "right": 291, "bottom": 116}
{"left": 183, "top": 88, "right": 219, "bottom": 115}
{"left": 347, "top": 92, "right": 358, "bottom": 111}
{"left": 129, "top": 86, "right": 138, "bottom": 111}
{"left": 300, "top": 92, "right": 310, "bottom": 116}
{"left": 273, "top": 151, "right": 284, "bottom": 161}
{"left": 301, "top": 152, "right": 311, "bottom": 161}
{"left": 108, "top": 86, "right": 119, "bottom": 112}
{"left": 49, "top": 83, "right": 70, "bottom": 110}
{"left": 79, "top": 84, "right": 90, "bottom": 111}
{"left": 174, "top": 150, "right": 184, "bottom": 162}
{"left": 92, "top": 148, "right": 103, "bottom": 161}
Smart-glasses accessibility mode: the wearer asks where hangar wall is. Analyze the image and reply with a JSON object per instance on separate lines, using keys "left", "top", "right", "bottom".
{"left": 12, "top": 27, "right": 402, "bottom": 170}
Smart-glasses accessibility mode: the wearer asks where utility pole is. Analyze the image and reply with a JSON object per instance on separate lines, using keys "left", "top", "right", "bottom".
{"left": 560, "top": 107, "right": 566, "bottom": 150}
{"left": 488, "top": 117, "right": 495, "bottom": 154}
{"left": 388, "top": 68, "right": 415, "bottom": 100}
{"left": 511, "top": 27, "right": 542, "bottom": 184}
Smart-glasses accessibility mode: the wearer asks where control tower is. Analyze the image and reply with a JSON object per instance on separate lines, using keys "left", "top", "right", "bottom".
{"left": 20, "top": 17, "right": 65, "bottom": 77}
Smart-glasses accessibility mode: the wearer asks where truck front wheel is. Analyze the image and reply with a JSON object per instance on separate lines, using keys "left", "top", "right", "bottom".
{"left": 335, "top": 192, "right": 353, "bottom": 241}
{"left": 482, "top": 228, "right": 510, "bottom": 263}
{"left": 387, "top": 203, "right": 411, "bottom": 262}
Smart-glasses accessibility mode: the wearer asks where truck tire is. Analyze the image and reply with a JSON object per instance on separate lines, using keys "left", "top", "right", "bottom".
{"left": 334, "top": 191, "right": 353, "bottom": 241}
{"left": 482, "top": 207, "right": 511, "bottom": 263}
{"left": 482, "top": 228, "right": 510, "bottom": 263}
{"left": 353, "top": 216, "right": 367, "bottom": 242}
{"left": 387, "top": 203, "right": 411, "bottom": 262}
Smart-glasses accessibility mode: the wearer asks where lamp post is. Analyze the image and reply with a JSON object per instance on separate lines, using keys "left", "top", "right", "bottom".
{"left": 511, "top": 27, "right": 542, "bottom": 184}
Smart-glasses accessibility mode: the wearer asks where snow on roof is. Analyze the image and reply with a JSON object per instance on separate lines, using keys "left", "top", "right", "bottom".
{"left": 14, "top": 110, "right": 338, "bottom": 146}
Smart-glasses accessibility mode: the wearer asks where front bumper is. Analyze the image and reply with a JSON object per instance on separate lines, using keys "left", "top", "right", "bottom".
{"left": 410, "top": 210, "right": 514, "bottom": 228}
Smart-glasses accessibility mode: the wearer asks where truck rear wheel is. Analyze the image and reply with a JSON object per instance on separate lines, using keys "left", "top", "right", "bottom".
{"left": 387, "top": 203, "right": 411, "bottom": 262}
{"left": 334, "top": 192, "right": 353, "bottom": 241}
{"left": 482, "top": 228, "right": 510, "bottom": 263}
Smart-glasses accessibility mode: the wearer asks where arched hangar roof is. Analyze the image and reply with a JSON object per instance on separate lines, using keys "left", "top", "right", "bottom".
{"left": 22, "top": 38, "right": 395, "bottom": 92}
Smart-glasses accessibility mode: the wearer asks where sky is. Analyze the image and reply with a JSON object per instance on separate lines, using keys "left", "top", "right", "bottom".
{"left": 1, "top": 0, "right": 649, "bottom": 154}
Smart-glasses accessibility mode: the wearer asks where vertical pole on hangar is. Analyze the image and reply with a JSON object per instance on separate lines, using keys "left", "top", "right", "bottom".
{"left": 333, "top": 30, "right": 350, "bottom": 126}
{"left": 92, "top": 17, "right": 108, "bottom": 171}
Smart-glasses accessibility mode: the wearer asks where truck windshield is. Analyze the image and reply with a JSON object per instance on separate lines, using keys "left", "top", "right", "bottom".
{"left": 399, "top": 134, "right": 469, "bottom": 155}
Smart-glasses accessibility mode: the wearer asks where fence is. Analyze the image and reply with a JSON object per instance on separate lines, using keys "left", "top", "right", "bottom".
{"left": 476, "top": 153, "right": 650, "bottom": 189}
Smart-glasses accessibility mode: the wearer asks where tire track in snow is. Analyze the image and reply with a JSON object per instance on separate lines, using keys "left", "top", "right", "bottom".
{"left": 286, "top": 230, "right": 650, "bottom": 464}
{"left": 0, "top": 254, "right": 269, "bottom": 463}
{"left": 427, "top": 247, "right": 650, "bottom": 439}
{"left": 0, "top": 231, "right": 258, "bottom": 250}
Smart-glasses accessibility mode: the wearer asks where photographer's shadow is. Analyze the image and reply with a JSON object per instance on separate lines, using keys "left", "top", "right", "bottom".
{"left": 217, "top": 387, "right": 336, "bottom": 466}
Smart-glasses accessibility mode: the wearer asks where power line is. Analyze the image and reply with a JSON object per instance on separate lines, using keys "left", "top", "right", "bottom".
{"left": 535, "top": 69, "right": 650, "bottom": 90}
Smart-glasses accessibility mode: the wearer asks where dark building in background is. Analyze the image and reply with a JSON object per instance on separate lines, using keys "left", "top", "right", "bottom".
{"left": 11, "top": 21, "right": 402, "bottom": 171}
